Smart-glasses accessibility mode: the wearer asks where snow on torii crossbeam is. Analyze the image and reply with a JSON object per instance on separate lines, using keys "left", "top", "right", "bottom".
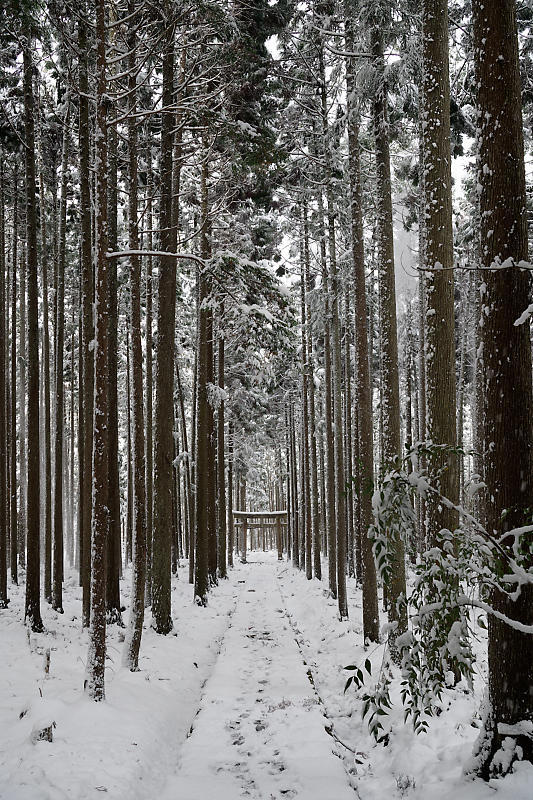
{"left": 232, "top": 510, "right": 287, "bottom": 562}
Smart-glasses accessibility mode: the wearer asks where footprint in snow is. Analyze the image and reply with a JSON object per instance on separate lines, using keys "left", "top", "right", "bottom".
{"left": 265, "top": 759, "right": 286, "bottom": 774}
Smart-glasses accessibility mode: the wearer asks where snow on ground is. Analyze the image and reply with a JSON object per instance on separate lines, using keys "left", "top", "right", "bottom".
{"left": 1, "top": 550, "right": 532, "bottom": 800}
{"left": 160, "top": 555, "right": 352, "bottom": 800}
{"left": 0, "top": 564, "right": 238, "bottom": 800}
{"left": 276, "top": 553, "right": 533, "bottom": 800}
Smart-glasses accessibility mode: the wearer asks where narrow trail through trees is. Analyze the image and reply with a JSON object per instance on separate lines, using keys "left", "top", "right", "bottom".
{"left": 162, "top": 554, "right": 355, "bottom": 800}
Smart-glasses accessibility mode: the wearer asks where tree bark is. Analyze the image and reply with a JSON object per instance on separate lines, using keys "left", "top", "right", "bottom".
{"left": 227, "top": 420, "right": 234, "bottom": 568}
{"left": 152, "top": 12, "right": 176, "bottom": 632}
{"left": 79, "top": 7, "right": 94, "bottom": 629}
{"left": 176, "top": 354, "right": 193, "bottom": 577}
{"left": 422, "top": 0, "right": 458, "bottom": 543}
{"left": 52, "top": 99, "right": 70, "bottom": 613}
{"left": 69, "top": 327, "right": 75, "bottom": 567}
{"left": 371, "top": 24, "right": 406, "bottom": 656}
{"left": 300, "top": 209, "right": 312, "bottom": 579}
{"left": 145, "top": 149, "right": 154, "bottom": 604}
{"left": 85, "top": 0, "right": 108, "bottom": 699}
{"left": 106, "top": 65, "right": 122, "bottom": 624}
{"left": 126, "top": 327, "right": 133, "bottom": 565}
{"left": 289, "top": 403, "right": 299, "bottom": 569}
{"left": 345, "top": 18, "right": 379, "bottom": 640}
{"left": 344, "top": 285, "right": 355, "bottom": 580}
{"left": 0, "top": 159, "right": 7, "bottom": 608}
{"left": 37, "top": 121, "right": 52, "bottom": 603}
{"left": 194, "top": 145, "right": 214, "bottom": 603}
{"left": 472, "top": 0, "right": 533, "bottom": 775}
{"left": 9, "top": 166, "right": 18, "bottom": 585}
{"left": 317, "top": 189, "right": 336, "bottom": 596}
{"left": 23, "top": 40, "right": 43, "bottom": 631}
{"left": 317, "top": 44, "right": 347, "bottom": 618}
{"left": 417, "top": 129, "right": 427, "bottom": 553}
{"left": 217, "top": 309, "right": 227, "bottom": 579}
{"left": 303, "top": 202, "right": 321, "bottom": 581}
{"left": 124, "top": 5, "right": 147, "bottom": 667}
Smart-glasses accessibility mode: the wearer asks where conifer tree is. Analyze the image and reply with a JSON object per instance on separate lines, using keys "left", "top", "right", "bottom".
{"left": 472, "top": 0, "right": 533, "bottom": 775}
{"left": 23, "top": 35, "right": 43, "bottom": 633}
{"left": 85, "top": 0, "right": 109, "bottom": 700}
{"left": 152, "top": 9, "right": 177, "bottom": 633}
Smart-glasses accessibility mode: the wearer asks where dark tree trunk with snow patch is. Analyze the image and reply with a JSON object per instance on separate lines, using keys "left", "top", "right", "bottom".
{"left": 472, "top": 0, "right": 533, "bottom": 776}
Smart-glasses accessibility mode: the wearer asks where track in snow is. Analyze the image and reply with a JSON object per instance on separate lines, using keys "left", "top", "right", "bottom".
{"left": 161, "top": 553, "right": 355, "bottom": 800}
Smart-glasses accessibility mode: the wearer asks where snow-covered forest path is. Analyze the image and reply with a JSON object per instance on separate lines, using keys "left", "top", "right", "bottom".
{"left": 161, "top": 554, "right": 354, "bottom": 800}
{"left": 6, "top": 551, "right": 526, "bottom": 800}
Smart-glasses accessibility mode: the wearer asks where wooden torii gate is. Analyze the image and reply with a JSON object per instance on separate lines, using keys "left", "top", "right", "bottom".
{"left": 233, "top": 510, "right": 287, "bottom": 562}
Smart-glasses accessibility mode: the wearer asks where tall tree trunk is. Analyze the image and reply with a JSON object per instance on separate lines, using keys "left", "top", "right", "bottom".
{"left": 145, "top": 150, "right": 154, "bottom": 605}
{"left": 189, "top": 348, "right": 197, "bottom": 584}
{"left": 422, "top": 0, "right": 458, "bottom": 542}
{"left": 217, "top": 309, "right": 227, "bottom": 579}
{"left": 106, "top": 71, "right": 122, "bottom": 624}
{"left": 319, "top": 48, "right": 347, "bottom": 619}
{"left": 345, "top": 19, "right": 379, "bottom": 640}
{"left": 227, "top": 420, "right": 234, "bottom": 569}
{"left": 0, "top": 160, "right": 7, "bottom": 608}
{"left": 176, "top": 354, "right": 193, "bottom": 578}
{"left": 85, "top": 0, "right": 108, "bottom": 699}
{"left": 19, "top": 245, "right": 27, "bottom": 575}
{"left": 52, "top": 99, "right": 70, "bottom": 613}
{"left": 289, "top": 403, "right": 299, "bottom": 569}
{"left": 240, "top": 476, "right": 247, "bottom": 562}
{"left": 471, "top": 266, "right": 484, "bottom": 522}
{"left": 37, "top": 122, "right": 52, "bottom": 603}
{"left": 318, "top": 189, "right": 335, "bottom": 596}
{"left": 417, "top": 130, "right": 427, "bottom": 552}
{"left": 194, "top": 147, "right": 213, "bottom": 603}
{"left": 317, "top": 400, "right": 326, "bottom": 559}
{"left": 23, "top": 40, "right": 43, "bottom": 631}
{"left": 69, "top": 328, "right": 75, "bottom": 567}
{"left": 472, "top": 0, "right": 533, "bottom": 775}
{"left": 344, "top": 285, "right": 355, "bottom": 580}
{"left": 77, "top": 306, "right": 83, "bottom": 577}
{"left": 124, "top": 7, "right": 147, "bottom": 667}
{"left": 298, "top": 405, "right": 306, "bottom": 570}
{"left": 456, "top": 270, "right": 468, "bottom": 506}
{"left": 207, "top": 320, "right": 217, "bottom": 585}
{"left": 170, "top": 42, "right": 186, "bottom": 579}
{"left": 303, "top": 202, "right": 321, "bottom": 581}
{"left": 284, "top": 410, "right": 291, "bottom": 560}
{"left": 352, "top": 399, "right": 362, "bottom": 582}
{"left": 79, "top": 7, "right": 94, "bottom": 629}
{"left": 126, "top": 327, "right": 133, "bottom": 565}
{"left": 371, "top": 24, "right": 406, "bottom": 656}
{"left": 300, "top": 210, "right": 312, "bottom": 579}
{"left": 4, "top": 204, "right": 10, "bottom": 587}
{"left": 422, "top": 0, "right": 461, "bottom": 689}
{"left": 152, "top": 13, "right": 176, "bottom": 632}
{"left": 10, "top": 166, "right": 18, "bottom": 585}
